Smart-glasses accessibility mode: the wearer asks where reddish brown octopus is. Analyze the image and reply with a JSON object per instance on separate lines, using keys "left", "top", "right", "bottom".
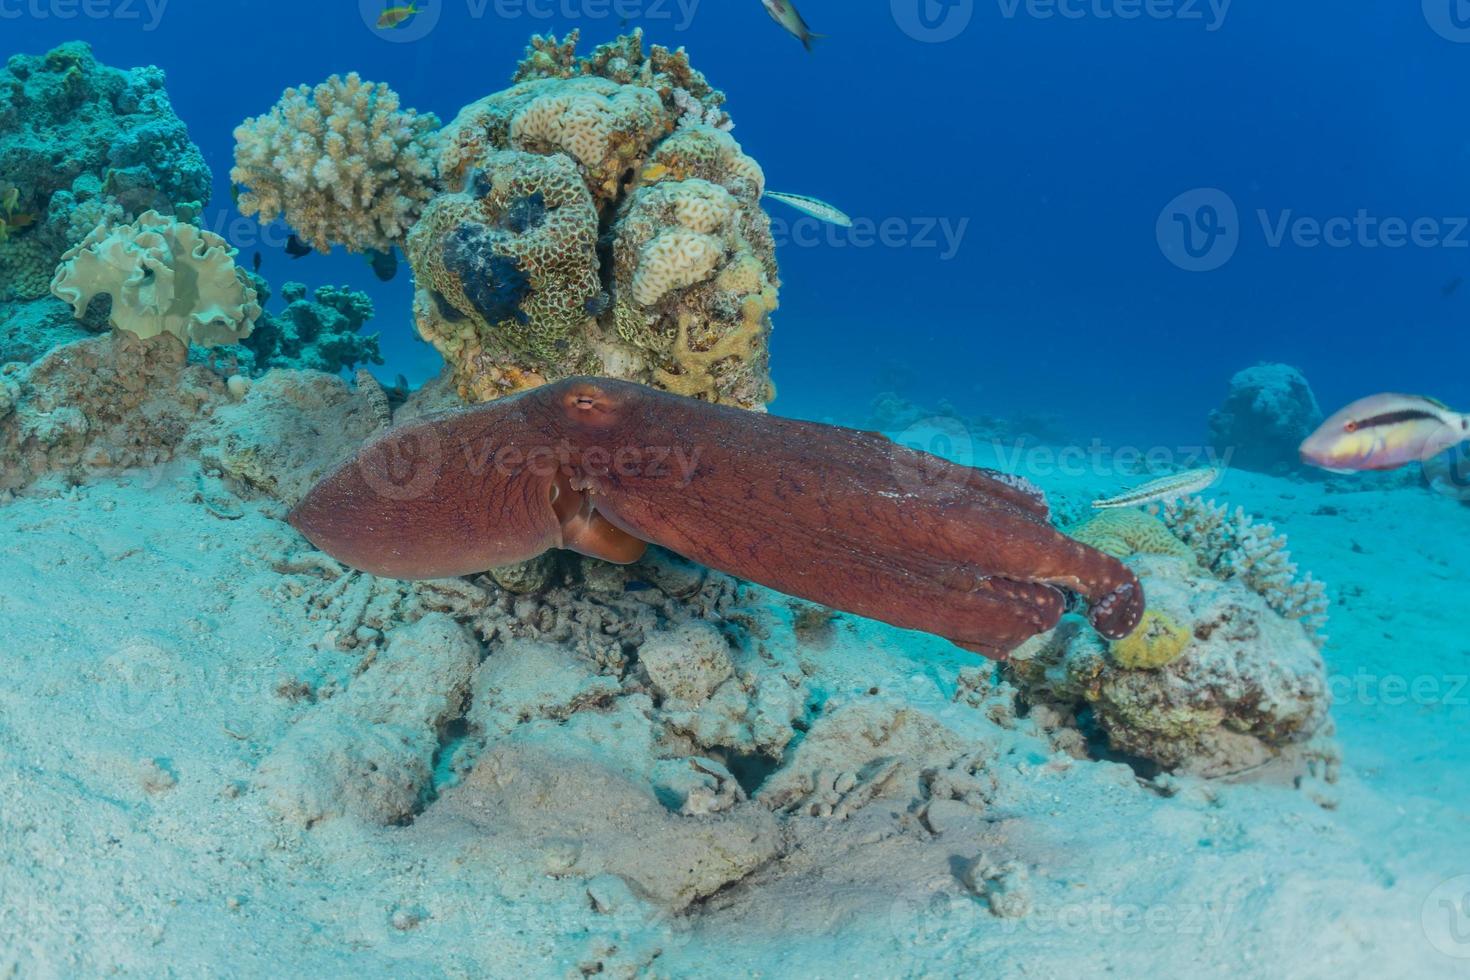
{"left": 288, "top": 377, "right": 1143, "bottom": 658}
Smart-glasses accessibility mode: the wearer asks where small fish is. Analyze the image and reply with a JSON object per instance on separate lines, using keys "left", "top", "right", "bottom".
{"left": 4, "top": 212, "right": 34, "bottom": 230}
{"left": 1092, "top": 467, "right": 1222, "bottom": 510}
{"left": 1443, "top": 275, "right": 1463, "bottom": 298}
{"left": 764, "top": 190, "right": 853, "bottom": 227}
{"left": 285, "top": 234, "right": 312, "bottom": 258}
{"left": 366, "top": 246, "right": 399, "bottom": 282}
{"left": 376, "top": 3, "right": 420, "bottom": 29}
{"left": 230, "top": 183, "right": 242, "bottom": 207}
{"left": 640, "top": 162, "right": 671, "bottom": 184}
{"left": 1299, "top": 393, "right": 1470, "bottom": 472}
{"left": 252, "top": 251, "right": 262, "bottom": 273}
{"left": 761, "top": 0, "right": 823, "bottom": 51}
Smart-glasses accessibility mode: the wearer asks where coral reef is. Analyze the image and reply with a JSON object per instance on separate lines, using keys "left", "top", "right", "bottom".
{"left": 50, "top": 210, "right": 260, "bottom": 346}
{"left": 1161, "top": 496, "right": 1330, "bottom": 641}
{"left": 0, "top": 297, "right": 104, "bottom": 364}
{"left": 0, "top": 331, "right": 226, "bottom": 493}
{"left": 1010, "top": 556, "right": 1337, "bottom": 780}
{"left": 0, "top": 43, "right": 211, "bottom": 301}
{"left": 1208, "top": 363, "right": 1323, "bottom": 473}
{"left": 237, "top": 278, "right": 382, "bottom": 375}
{"left": 232, "top": 73, "right": 440, "bottom": 254}
{"left": 407, "top": 31, "right": 776, "bottom": 406}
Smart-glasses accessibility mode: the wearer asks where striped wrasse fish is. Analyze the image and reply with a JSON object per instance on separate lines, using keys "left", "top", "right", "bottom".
{"left": 1300, "top": 393, "right": 1469, "bottom": 472}
{"left": 1092, "top": 466, "right": 1222, "bottom": 509}
{"left": 763, "top": 191, "right": 853, "bottom": 227}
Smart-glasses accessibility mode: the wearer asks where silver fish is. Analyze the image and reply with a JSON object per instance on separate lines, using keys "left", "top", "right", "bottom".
{"left": 764, "top": 190, "right": 853, "bottom": 227}
{"left": 760, "top": 0, "right": 823, "bottom": 51}
{"left": 1092, "top": 467, "right": 1223, "bottom": 509}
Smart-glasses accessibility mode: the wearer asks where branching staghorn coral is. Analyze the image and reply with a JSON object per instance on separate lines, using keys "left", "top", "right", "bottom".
{"left": 232, "top": 74, "right": 441, "bottom": 254}
{"left": 1161, "top": 496, "right": 1329, "bottom": 643}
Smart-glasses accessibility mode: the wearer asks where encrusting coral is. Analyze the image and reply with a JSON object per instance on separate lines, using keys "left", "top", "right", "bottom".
{"left": 232, "top": 73, "right": 441, "bottom": 254}
{"left": 0, "top": 43, "right": 211, "bottom": 301}
{"left": 407, "top": 30, "right": 777, "bottom": 407}
{"left": 50, "top": 210, "right": 260, "bottom": 347}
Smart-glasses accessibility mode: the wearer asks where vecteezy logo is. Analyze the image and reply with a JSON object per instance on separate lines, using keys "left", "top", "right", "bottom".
{"left": 889, "top": 415, "right": 979, "bottom": 494}
{"left": 357, "top": 426, "right": 444, "bottom": 502}
{"left": 1424, "top": 444, "right": 1470, "bottom": 501}
{"left": 892, "top": 0, "right": 974, "bottom": 42}
{"left": 360, "top": 0, "right": 440, "bottom": 42}
{"left": 1423, "top": 874, "right": 1470, "bottom": 959}
{"left": 1157, "top": 188, "right": 1240, "bottom": 272}
{"left": 1424, "top": 0, "right": 1470, "bottom": 43}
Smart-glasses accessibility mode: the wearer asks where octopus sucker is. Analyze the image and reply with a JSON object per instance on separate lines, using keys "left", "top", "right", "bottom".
{"left": 290, "top": 377, "right": 1145, "bottom": 659}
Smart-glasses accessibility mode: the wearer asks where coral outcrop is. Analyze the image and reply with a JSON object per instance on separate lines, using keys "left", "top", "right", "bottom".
{"left": 1208, "top": 363, "right": 1323, "bottom": 473}
{"left": 1011, "top": 556, "right": 1336, "bottom": 780}
{"left": 0, "top": 43, "right": 211, "bottom": 301}
{"left": 50, "top": 210, "right": 260, "bottom": 346}
{"left": 232, "top": 73, "right": 440, "bottom": 254}
{"left": 0, "top": 331, "right": 226, "bottom": 493}
{"left": 0, "top": 297, "right": 102, "bottom": 364}
{"left": 1014, "top": 496, "right": 1334, "bottom": 780}
{"left": 407, "top": 30, "right": 776, "bottom": 406}
{"left": 238, "top": 279, "right": 382, "bottom": 375}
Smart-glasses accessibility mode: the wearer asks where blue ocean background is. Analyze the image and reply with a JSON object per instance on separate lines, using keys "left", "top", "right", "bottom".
{"left": 11, "top": 0, "right": 1468, "bottom": 445}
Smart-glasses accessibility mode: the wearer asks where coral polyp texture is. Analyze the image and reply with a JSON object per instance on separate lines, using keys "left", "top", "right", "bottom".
{"left": 231, "top": 73, "right": 441, "bottom": 254}
{"left": 50, "top": 210, "right": 260, "bottom": 347}
{"left": 409, "top": 30, "right": 777, "bottom": 407}
{"left": 0, "top": 42, "right": 211, "bottom": 301}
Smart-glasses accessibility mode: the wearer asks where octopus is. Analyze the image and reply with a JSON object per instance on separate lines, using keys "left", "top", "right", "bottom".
{"left": 288, "top": 377, "right": 1143, "bottom": 659}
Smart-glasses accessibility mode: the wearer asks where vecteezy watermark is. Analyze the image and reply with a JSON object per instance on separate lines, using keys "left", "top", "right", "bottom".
{"left": 995, "top": 0, "right": 1231, "bottom": 32}
{"left": 1158, "top": 188, "right": 1470, "bottom": 271}
{"left": 360, "top": 0, "right": 701, "bottom": 40}
{"left": 1423, "top": 875, "right": 1470, "bottom": 959}
{"left": 355, "top": 429, "right": 704, "bottom": 503}
{"left": 0, "top": 0, "right": 167, "bottom": 29}
{"left": 1328, "top": 669, "right": 1470, "bottom": 708}
{"left": 1423, "top": 444, "right": 1470, "bottom": 502}
{"left": 892, "top": 0, "right": 975, "bottom": 42}
{"left": 993, "top": 437, "right": 1233, "bottom": 479}
{"left": 1424, "top": 0, "right": 1470, "bottom": 43}
{"left": 769, "top": 215, "right": 970, "bottom": 261}
{"left": 1156, "top": 187, "right": 1240, "bottom": 272}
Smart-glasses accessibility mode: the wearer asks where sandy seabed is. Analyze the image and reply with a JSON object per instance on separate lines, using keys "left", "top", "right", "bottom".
{"left": 1, "top": 412, "right": 1467, "bottom": 979}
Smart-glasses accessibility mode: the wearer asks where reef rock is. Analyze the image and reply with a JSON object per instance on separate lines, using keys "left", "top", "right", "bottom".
{"left": 1010, "top": 555, "right": 1337, "bottom": 780}
{"left": 0, "top": 42, "right": 211, "bottom": 301}
{"left": 0, "top": 331, "right": 225, "bottom": 493}
{"left": 406, "top": 30, "right": 777, "bottom": 407}
{"left": 1208, "top": 363, "right": 1323, "bottom": 473}
{"left": 0, "top": 297, "right": 103, "bottom": 365}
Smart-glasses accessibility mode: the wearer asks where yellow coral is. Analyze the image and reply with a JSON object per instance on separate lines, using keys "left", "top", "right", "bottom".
{"left": 1110, "top": 609, "right": 1192, "bottom": 670}
{"left": 232, "top": 73, "right": 440, "bottom": 253}
{"left": 1066, "top": 509, "right": 1195, "bottom": 562}
{"left": 50, "top": 210, "right": 259, "bottom": 346}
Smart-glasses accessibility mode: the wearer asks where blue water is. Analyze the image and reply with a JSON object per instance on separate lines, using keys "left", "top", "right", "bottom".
{"left": 10, "top": 0, "right": 1469, "bottom": 444}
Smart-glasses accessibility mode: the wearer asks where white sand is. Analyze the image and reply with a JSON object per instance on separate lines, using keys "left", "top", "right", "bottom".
{"left": 0, "top": 439, "right": 1467, "bottom": 978}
